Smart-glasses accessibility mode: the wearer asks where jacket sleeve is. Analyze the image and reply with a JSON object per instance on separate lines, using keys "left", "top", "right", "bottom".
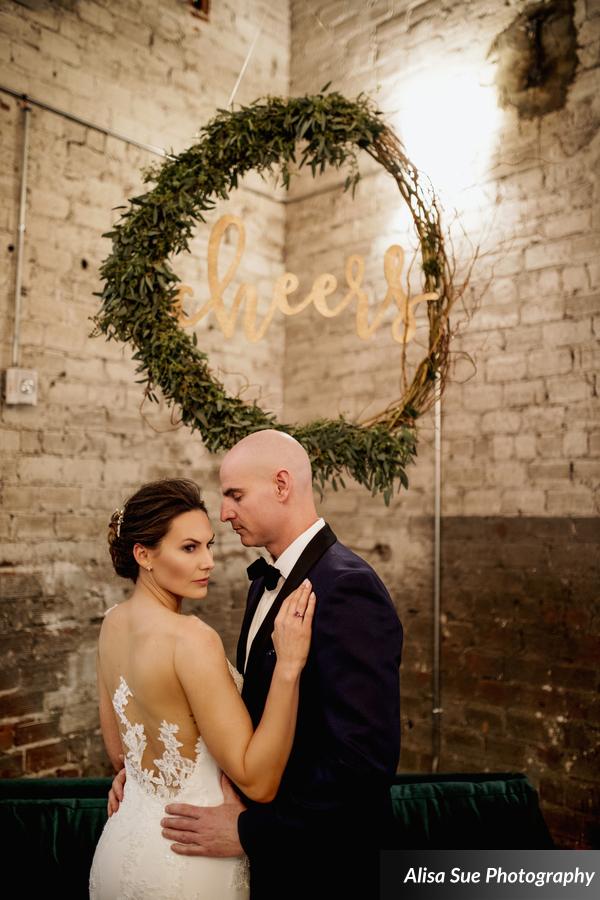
{"left": 309, "top": 568, "right": 403, "bottom": 791}
{"left": 237, "top": 567, "right": 403, "bottom": 856}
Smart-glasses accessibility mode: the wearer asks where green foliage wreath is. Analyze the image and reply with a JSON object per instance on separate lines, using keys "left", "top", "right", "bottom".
{"left": 91, "top": 88, "right": 455, "bottom": 503}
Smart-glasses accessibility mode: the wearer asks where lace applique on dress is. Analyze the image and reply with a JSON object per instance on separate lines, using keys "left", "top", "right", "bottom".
{"left": 226, "top": 658, "right": 244, "bottom": 691}
{"left": 113, "top": 676, "right": 206, "bottom": 801}
{"left": 111, "top": 659, "right": 245, "bottom": 802}
{"left": 103, "top": 660, "right": 249, "bottom": 895}
{"left": 91, "top": 673, "right": 193, "bottom": 900}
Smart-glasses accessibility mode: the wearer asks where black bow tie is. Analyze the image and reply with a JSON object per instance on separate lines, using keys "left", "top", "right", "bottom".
{"left": 246, "top": 557, "right": 282, "bottom": 591}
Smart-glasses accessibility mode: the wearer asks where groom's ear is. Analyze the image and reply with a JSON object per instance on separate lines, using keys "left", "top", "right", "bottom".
{"left": 273, "top": 468, "right": 291, "bottom": 502}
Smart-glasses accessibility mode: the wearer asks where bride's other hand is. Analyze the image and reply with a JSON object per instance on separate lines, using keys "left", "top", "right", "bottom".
{"left": 272, "top": 580, "right": 316, "bottom": 675}
{"left": 108, "top": 758, "right": 126, "bottom": 817}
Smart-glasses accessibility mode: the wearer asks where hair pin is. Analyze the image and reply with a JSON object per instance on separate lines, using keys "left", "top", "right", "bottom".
{"left": 114, "top": 507, "right": 125, "bottom": 538}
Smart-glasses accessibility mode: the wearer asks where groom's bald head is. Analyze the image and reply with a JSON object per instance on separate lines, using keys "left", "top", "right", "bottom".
{"left": 222, "top": 430, "right": 312, "bottom": 491}
{"left": 219, "top": 430, "right": 318, "bottom": 557}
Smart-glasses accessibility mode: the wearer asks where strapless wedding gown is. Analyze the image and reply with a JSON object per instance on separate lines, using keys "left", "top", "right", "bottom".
{"left": 89, "top": 659, "right": 249, "bottom": 899}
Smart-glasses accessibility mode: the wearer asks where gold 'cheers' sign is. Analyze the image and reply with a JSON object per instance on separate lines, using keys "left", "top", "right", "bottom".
{"left": 172, "top": 215, "right": 438, "bottom": 344}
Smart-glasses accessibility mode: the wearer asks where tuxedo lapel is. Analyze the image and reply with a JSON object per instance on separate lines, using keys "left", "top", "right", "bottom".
{"left": 236, "top": 579, "right": 264, "bottom": 673}
{"left": 243, "top": 523, "right": 337, "bottom": 678}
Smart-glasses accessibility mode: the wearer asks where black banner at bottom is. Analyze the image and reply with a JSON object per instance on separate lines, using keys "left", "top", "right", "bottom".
{"left": 380, "top": 851, "right": 599, "bottom": 900}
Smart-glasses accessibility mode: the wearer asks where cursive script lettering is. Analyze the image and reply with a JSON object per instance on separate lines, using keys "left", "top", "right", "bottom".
{"left": 172, "top": 215, "right": 438, "bottom": 344}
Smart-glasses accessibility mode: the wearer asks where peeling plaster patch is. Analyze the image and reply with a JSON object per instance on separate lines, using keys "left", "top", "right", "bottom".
{"left": 488, "top": 0, "right": 578, "bottom": 118}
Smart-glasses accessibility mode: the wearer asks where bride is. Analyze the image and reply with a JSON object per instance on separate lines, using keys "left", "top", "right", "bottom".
{"left": 89, "top": 478, "right": 315, "bottom": 899}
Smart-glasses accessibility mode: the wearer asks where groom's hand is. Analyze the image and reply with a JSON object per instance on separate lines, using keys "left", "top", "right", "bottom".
{"left": 162, "top": 773, "right": 247, "bottom": 857}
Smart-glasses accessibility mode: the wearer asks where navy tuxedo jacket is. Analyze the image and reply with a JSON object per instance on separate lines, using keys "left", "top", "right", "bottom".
{"left": 236, "top": 523, "right": 403, "bottom": 871}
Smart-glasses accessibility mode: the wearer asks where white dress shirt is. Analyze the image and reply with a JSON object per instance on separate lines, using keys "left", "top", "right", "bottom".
{"left": 244, "top": 517, "right": 325, "bottom": 669}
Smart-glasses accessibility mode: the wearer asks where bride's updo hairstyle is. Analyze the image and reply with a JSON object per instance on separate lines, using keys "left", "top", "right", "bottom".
{"left": 108, "top": 478, "right": 208, "bottom": 583}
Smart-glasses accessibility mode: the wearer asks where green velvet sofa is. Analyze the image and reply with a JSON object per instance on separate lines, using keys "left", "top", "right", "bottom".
{"left": 0, "top": 771, "right": 554, "bottom": 897}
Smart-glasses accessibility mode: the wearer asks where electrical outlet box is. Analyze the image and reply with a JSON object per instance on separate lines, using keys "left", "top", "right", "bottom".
{"left": 3, "top": 367, "right": 38, "bottom": 405}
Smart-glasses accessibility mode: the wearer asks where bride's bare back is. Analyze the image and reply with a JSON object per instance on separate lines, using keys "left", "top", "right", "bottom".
{"left": 98, "top": 579, "right": 314, "bottom": 805}
{"left": 98, "top": 601, "right": 214, "bottom": 774}
{"left": 90, "top": 601, "right": 251, "bottom": 900}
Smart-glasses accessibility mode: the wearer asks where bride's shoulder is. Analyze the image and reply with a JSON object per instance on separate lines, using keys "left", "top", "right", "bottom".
{"left": 174, "top": 616, "right": 228, "bottom": 682}
{"left": 176, "top": 614, "right": 224, "bottom": 651}
{"left": 99, "top": 602, "right": 123, "bottom": 636}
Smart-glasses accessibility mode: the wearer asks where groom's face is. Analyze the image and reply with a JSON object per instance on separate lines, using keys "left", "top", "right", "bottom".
{"left": 219, "top": 456, "right": 280, "bottom": 549}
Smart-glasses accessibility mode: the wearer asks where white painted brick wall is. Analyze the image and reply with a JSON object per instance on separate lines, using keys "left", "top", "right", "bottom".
{"left": 286, "top": 0, "right": 599, "bottom": 523}
{"left": 0, "top": 0, "right": 290, "bottom": 664}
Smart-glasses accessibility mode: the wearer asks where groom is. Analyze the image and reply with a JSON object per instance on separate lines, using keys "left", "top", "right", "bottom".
{"left": 110, "top": 429, "right": 403, "bottom": 898}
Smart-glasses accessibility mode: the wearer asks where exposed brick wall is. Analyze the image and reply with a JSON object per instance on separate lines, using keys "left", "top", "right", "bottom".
{"left": 0, "top": 0, "right": 289, "bottom": 776}
{"left": 439, "top": 516, "right": 599, "bottom": 849}
{"left": 1, "top": 0, "right": 598, "bottom": 852}
{"left": 287, "top": 0, "right": 599, "bottom": 848}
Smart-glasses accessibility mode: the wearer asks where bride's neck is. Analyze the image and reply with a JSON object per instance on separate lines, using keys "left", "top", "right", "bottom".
{"left": 129, "top": 583, "right": 183, "bottom": 614}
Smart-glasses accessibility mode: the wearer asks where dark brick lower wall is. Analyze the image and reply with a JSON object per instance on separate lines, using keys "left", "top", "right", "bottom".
{"left": 398, "top": 516, "right": 600, "bottom": 849}
{"left": 0, "top": 569, "right": 115, "bottom": 779}
{"left": 0, "top": 566, "right": 247, "bottom": 781}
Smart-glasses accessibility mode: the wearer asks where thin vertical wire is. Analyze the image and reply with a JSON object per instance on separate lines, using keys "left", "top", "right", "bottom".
{"left": 228, "top": 11, "right": 265, "bottom": 108}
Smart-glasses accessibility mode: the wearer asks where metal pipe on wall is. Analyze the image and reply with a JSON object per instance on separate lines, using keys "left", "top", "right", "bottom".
{"left": 0, "top": 85, "right": 170, "bottom": 159}
{"left": 11, "top": 100, "right": 30, "bottom": 369}
{"left": 0, "top": 84, "right": 282, "bottom": 199}
{"left": 431, "top": 372, "right": 443, "bottom": 772}
{"left": 0, "top": 84, "right": 170, "bottom": 371}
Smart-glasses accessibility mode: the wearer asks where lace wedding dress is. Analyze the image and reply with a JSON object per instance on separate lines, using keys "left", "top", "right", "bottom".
{"left": 89, "top": 658, "right": 250, "bottom": 899}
